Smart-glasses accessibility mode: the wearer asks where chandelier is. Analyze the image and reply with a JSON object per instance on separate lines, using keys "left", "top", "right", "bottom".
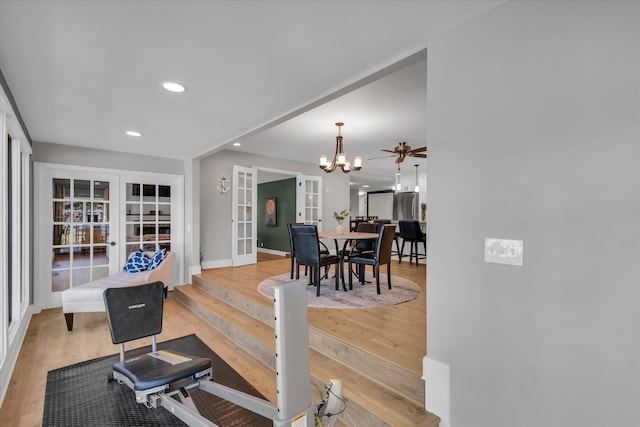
{"left": 319, "top": 122, "right": 362, "bottom": 173}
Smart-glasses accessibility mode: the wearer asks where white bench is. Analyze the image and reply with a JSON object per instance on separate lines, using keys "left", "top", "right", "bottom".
{"left": 62, "top": 251, "right": 174, "bottom": 331}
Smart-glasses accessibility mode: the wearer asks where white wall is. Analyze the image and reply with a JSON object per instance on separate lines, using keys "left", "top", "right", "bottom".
{"left": 426, "top": 1, "right": 640, "bottom": 426}
{"left": 32, "top": 141, "right": 184, "bottom": 174}
{"left": 199, "top": 149, "right": 349, "bottom": 264}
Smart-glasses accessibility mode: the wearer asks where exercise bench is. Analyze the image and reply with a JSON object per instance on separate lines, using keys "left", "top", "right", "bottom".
{"left": 103, "top": 281, "right": 315, "bottom": 426}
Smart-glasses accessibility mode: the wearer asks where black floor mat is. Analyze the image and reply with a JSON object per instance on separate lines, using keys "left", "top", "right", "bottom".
{"left": 43, "top": 334, "right": 272, "bottom": 426}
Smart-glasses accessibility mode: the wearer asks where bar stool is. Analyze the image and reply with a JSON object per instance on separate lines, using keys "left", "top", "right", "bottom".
{"left": 398, "top": 220, "right": 426, "bottom": 265}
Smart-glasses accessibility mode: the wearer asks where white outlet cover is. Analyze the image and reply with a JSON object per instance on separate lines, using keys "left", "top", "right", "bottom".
{"left": 484, "top": 238, "right": 523, "bottom": 266}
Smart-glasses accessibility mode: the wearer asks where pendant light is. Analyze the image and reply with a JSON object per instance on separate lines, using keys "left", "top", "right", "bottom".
{"left": 319, "top": 122, "right": 362, "bottom": 174}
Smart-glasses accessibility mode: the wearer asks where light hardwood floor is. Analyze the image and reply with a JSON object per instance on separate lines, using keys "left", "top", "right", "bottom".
{"left": 0, "top": 257, "right": 426, "bottom": 427}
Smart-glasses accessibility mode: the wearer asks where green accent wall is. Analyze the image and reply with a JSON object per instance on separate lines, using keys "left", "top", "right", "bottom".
{"left": 257, "top": 178, "right": 296, "bottom": 252}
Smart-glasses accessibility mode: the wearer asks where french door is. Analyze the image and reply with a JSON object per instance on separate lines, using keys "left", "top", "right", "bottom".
{"left": 35, "top": 164, "right": 183, "bottom": 310}
{"left": 296, "top": 175, "right": 323, "bottom": 230}
{"left": 35, "top": 164, "right": 120, "bottom": 309}
{"left": 232, "top": 165, "right": 257, "bottom": 266}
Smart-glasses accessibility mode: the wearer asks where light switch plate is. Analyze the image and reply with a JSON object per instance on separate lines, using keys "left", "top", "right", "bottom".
{"left": 484, "top": 238, "right": 523, "bottom": 266}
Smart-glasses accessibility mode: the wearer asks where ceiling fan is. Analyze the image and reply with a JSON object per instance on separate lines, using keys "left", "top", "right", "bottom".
{"left": 369, "top": 142, "right": 427, "bottom": 163}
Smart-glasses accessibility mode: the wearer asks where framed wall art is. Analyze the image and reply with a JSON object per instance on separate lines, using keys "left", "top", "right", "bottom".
{"left": 265, "top": 197, "right": 277, "bottom": 227}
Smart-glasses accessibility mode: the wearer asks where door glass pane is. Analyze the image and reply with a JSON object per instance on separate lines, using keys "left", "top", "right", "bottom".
{"left": 93, "top": 225, "right": 107, "bottom": 244}
{"left": 126, "top": 224, "right": 139, "bottom": 242}
{"left": 72, "top": 268, "right": 91, "bottom": 287}
{"left": 158, "top": 224, "right": 171, "bottom": 240}
{"left": 52, "top": 178, "right": 70, "bottom": 199}
{"left": 127, "top": 183, "right": 140, "bottom": 201}
{"left": 159, "top": 185, "right": 171, "bottom": 200}
{"left": 93, "top": 246, "right": 109, "bottom": 265}
{"left": 51, "top": 269, "right": 70, "bottom": 292}
{"left": 94, "top": 181, "right": 110, "bottom": 200}
{"left": 93, "top": 267, "right": 109, "bottom": 281}
{"left": 74, "top": 180, "right": 90, "bottom": 198}
{"left": 143, "top": 184, "right": 156, "bottom": 202}
{"left": 52, "top": 248, "right": 70, "bottom": 269}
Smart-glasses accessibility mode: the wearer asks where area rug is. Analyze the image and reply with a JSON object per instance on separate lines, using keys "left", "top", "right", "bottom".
{"left": 257, "top": 271, "right": 421, "bottom": 308}
{"left": 43, "top": 334, "right": 271, "bottom": 427}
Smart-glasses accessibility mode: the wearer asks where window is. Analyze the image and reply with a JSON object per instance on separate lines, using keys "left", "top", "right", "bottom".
{"left": 0, "top": 92, "right": 32, "bottom": 370}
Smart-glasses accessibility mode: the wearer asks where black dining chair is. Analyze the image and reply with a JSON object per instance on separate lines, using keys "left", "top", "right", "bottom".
{"left": 376, "top": 219, "right": 401, "bottom": 258}
{"left": 287, "top": 222, "right": 329, "bottom": 280}
{"left": 398, "top": 220, "right": 426, "bottom": 265}
{"left": 289, "top": 224, "right": 340, "bottom": 296}
{"left": 343, "top": 221, "right": 378, "bottom": 280}
{"left": 347, "top": 224, "right": 396, "bottom": 294}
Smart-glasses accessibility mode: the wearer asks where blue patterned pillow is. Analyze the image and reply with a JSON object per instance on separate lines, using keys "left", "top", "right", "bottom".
{"left": 148, "top": 248, "right": 167, "bottom": 271}
{"left": 122, "top": 249, "right": 151, "bottom": 273}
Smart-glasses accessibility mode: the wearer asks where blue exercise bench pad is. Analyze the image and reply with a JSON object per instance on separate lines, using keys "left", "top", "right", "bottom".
{"left": 114, "top": 349, "right": 212, "bottom": 391}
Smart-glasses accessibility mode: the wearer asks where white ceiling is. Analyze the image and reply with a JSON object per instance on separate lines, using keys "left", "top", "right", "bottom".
{"left": 0, "top": 0, "right": 506, "bottom": 189}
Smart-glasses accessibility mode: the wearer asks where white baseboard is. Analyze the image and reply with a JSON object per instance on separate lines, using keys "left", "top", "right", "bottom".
{"left": 257, "top": 248, "right": 288, "bottom": 256}
{"left": 201, "top": 259, "right": 232, "bottom": 269}
{"left": 190, "top": 265, "right": 202, "bottom": 276}
{"left": 423, "top": 356, "right": 451, "bottom": 427}
{"left": 0, "top": 306, "right": 33, "bottom": 407}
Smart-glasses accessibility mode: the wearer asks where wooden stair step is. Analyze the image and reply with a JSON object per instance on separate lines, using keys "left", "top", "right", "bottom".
{"left": 174, "top": 284, "right": 439, "bottom": 427}
{"left": 192, "top": 276, "right": 425, "bottom": 406}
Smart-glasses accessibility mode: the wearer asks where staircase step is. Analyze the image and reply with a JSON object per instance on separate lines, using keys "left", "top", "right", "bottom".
{"left": 174, "top": 284, "right": 439, "bottom": 427}
{"left": 192, "top": 274, "right": 424, "bottom": 406}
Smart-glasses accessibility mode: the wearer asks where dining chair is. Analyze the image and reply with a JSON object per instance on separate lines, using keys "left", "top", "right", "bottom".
{"left": 375, "top": 219, "right": 401, "bottom": 257}
{"left": 398, "top": 220, "right": 426, "bottom": 265}
{"left": 289, "top": 224, "right": 340, "bottom": 296}
{"left": 347, "top": 224, "right": 396, "bottom": 294}
{"left": 287, "top": 222, "right": 329, "bottom": 280}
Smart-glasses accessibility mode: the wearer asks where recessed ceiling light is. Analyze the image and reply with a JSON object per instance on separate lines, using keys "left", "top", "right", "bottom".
{"left": 162, "top": 81, "right": 186, "bottom": 93}
{"left": 362, "top": 185, "right": 370, "bottom": 188}
{"left": 233, "top": 142, "right": 241, "bottom": 146}
{"left": 126, "top": 131, "right": 142, "bottom": 137}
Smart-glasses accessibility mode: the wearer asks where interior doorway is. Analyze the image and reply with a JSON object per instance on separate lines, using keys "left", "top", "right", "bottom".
{"left": 255, "top": 167, "right": 298, "bottom": 262}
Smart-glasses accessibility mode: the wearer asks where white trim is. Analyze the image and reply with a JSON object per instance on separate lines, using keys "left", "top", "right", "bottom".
{"left": 0, "top": 307, "right": 32, "bottom": 408}
{"left": 0, "top": 83, "right": 33, "bottom": 408}
{"left": 423, "top": 356, "right": 451, "bottom": 427}
{"left": 258, "top": 248, "right": 288, "bottom": 257}
{"left": 201, "top": 259, "right": 232, "bottom": 269}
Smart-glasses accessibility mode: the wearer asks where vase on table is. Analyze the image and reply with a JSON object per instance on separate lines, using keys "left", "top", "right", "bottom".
{"left": 336, "top": 222, "right": 345, "bottom": 235}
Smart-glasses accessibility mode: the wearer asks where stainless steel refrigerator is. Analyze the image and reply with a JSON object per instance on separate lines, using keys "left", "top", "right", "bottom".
{"left": 392, "top": 192, "right": 419, "bottom": 221}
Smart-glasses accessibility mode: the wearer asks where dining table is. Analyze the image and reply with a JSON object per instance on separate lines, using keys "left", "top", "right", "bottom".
{"left": 318, "top": 230, "right": 379, "bottom": 290}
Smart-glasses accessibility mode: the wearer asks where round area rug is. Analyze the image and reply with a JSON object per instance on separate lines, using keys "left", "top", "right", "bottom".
{"left": 257, "top": 271, "right": 421, "bottom": 309}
